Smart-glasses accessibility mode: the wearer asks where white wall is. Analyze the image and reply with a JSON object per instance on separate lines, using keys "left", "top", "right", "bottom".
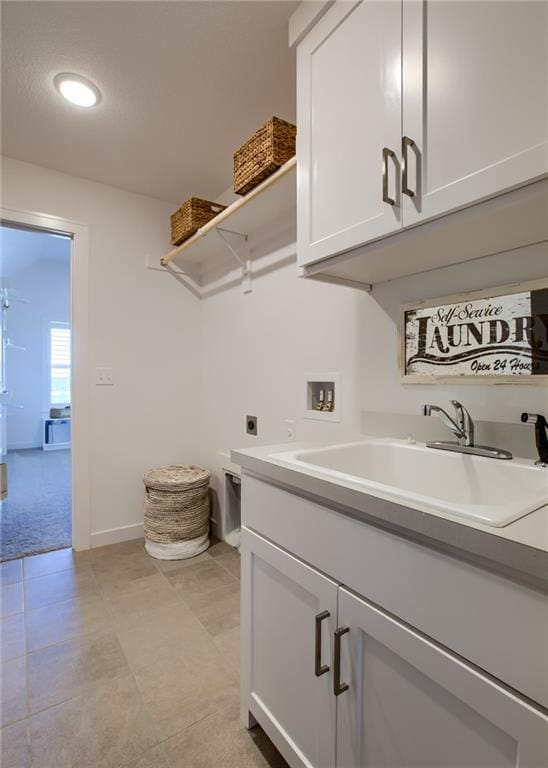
{"left": 2, "top": 227, "right": 71, "bottom": 449}
{"left": 2, "top": 156, "right": 546, "bottom": 547}
{"left": 1, "top": 156, "right": 202, "bottom": 546}
{"left": 198, "top": 233, "right": 547, "bottom": 534}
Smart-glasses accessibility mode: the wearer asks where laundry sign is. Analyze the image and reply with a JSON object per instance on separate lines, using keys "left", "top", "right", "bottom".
{"left": 401, "top": 279, "right": 548, "bottom": 383}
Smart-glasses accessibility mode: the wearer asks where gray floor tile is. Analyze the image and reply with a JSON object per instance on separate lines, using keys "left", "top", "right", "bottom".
{"left": 93, "top": 557, "right": 159, "bottom": 589}
{"left": 28, "top": 629, "right": 129, "bottom": 713}
{"left": 164, "top": 558, "right": 236, "bottom": 603}
{"left": 188, "top": 580, "right": 240, "bottom": 637}
{"left": 1, "top": 719, "right": 31, "bottom": 768}
{"left": 29, "top": 673, "right": 158, "bottom": 768}
{"left": 1, "top": 656, "right": 27, "bottom": 726}
{"left": 214, "top": 625, "right": 240, "bottom": 672}
{"left": 24, "top": 547, "right": 92, "bottom": 580}
{"left": 1, "top": 613, "right": 26, "bottom": 661}
{"left": 1, "top": 582, "right": 24, "bottom": 618}
{"left": 121, "top": 743, "right": 171, "bottom": 768}
{"left": 100, "top": 572, "right": 179, "bottom": 621}
{"left": 162, "top": 702, "right": 289, "bottom": 768}
{"left": 91, "top": 539, "right": 146, "bottom": 562}
{"left": 208, "top": 540, "right": 237, "bottom": 559}
{"left": 26, "top": 592, "right": 111, "bottom": 652}
{"left": 135, "top": 653, "right": 239, "bottom": 741}
{"left": 114, "top": 602, "right": 217, "bottom": 671}
{"left": 0, "top": 559, "right": 23, "bottom": 586}
{"left": 90, "top": 541, "right": 154, "bottom": 580}
{"left": 216, "top": 552, "right": 241, "bottom": 580}
{"left": 24, "top": 567, "right": 99, "bottom": 611}
{"left": 152, "top": 550, "right": 212, "bottom": 572}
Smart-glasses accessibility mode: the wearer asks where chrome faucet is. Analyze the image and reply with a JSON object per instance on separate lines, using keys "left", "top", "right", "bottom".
{"left": 422, "top": 400, "right": 512, "bottom": 460}
{"left": 422, "top": 400, "right": 474, "bottom": 446}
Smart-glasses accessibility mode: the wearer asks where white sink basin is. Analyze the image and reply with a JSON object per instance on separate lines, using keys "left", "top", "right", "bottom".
{"left": 271, "top": 438, "right": 548, "bottom": 527}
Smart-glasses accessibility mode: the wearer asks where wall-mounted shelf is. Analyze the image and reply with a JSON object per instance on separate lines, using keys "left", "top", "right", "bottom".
{"left": 160, "top": 157, "right": 296, "bottom": 293}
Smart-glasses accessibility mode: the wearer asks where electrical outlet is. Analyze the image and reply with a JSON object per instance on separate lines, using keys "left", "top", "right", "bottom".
{"left": 95, "top": 367, "right": 114, "bottom": 386}
{"left": 285, "top": 419, "right": 296, "bottom": 441}
{"left": 246, "top": 415, "right": 258, "bottom": 436}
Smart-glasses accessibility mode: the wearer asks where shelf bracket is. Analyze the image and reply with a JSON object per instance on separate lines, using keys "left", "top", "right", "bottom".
{"left": 215, "top": 227, "right": 252, "bottom": 294}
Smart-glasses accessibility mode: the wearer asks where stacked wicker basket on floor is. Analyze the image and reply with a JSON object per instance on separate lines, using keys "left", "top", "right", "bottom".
{"left": 169, "top": 116, "right": 296, "bottom": 247}
{"left": 143, "top": 465, "right": 211, "bottom": 560}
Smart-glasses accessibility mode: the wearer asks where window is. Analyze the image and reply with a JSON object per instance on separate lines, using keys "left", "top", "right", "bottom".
{"left": 50, "top": 323, "right": 71, "bottom": 405}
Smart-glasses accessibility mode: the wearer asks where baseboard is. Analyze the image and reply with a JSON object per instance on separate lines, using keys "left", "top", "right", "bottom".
{"left": 90, "top": 522, "right": 144, "bottom": 548}
{"left": 7, "top": 441, "right": 41, "bottom": 451}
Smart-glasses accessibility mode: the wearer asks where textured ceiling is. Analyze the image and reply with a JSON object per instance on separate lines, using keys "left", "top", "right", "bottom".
{"left": 1, "top": 1, "right": 297, "bottom": 203}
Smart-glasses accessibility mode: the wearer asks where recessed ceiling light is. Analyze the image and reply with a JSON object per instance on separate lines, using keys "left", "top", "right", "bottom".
{"left": 53, "top": 73, "right": 101, "bottom": 108}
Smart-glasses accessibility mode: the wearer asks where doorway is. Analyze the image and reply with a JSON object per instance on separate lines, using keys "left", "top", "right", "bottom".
{"left": 0, "top": 224, "right": 73, "bottom": 560}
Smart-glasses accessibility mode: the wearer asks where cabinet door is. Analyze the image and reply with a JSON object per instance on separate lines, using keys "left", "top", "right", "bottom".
{"left": 402, "top": 0, "right": 548, "bottom": 227}
{"left": 337, "top": 587, "right": 548, "bottom": 767}
{"left": 297, "top": 0, "right": 402, "bottom": 267}
{"left": 241, "top": 527, "right": 338, "bottom": 768}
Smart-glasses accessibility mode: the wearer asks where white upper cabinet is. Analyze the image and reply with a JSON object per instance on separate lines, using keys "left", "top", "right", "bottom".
{"left": 402, "top": 0, "right": 548, "bottom": 227}
{"left": 297, "top": 0, "right": 403, "bottom": 267}
{"left": 296, "top": 0, "right": 548, "bottom": 271}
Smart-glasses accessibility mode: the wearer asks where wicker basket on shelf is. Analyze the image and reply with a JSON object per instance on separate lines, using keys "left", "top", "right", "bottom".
{"left": 170, "top": 198, "right": 226, "bottom": 247}
{"left": 233, "top": 116, "right": 296, "bottom": 196}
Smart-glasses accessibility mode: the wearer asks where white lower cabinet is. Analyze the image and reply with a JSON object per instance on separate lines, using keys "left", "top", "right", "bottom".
{"left": 240, "top": 528, "right": 338, "bottom": 768}
{"left": 241, "top": 527, "right": 548, "bottom": 768}
{"left": 336, "top": 587, "right": 548, "bottom": 768}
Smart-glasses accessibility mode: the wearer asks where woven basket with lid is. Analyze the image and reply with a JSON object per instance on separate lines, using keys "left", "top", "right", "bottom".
{"left": 143, "top": 465, "right": 210, "bottom": 545}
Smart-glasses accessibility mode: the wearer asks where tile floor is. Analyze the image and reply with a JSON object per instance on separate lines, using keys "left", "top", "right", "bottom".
{"left": 0, "top": 539, "right": 288, "bottom": 768}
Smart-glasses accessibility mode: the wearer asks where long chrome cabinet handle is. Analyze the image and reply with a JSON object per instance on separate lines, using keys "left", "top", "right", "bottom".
{"left": 315, "top": 610, "right": 330, "bottom": 677}
{"left": 333, "top": 626, "right": 350, "bottom": 696}
{"left": 402, "top": 135, "right": 416, "bottom": 198}
{"left": 382, "top": 147, "right": 396, "bottom": 206}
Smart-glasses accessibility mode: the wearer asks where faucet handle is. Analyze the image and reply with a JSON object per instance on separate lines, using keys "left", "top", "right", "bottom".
{"left": 450, "top": 401, "right": 474, "bottom": 447}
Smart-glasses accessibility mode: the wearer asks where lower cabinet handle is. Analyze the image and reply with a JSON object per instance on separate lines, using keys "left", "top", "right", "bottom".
{"left": 402, "top": 135, "right": 416, "bottom": 198}
{"left": 333, "top": 626, "right": 350, "bottom": 696}
{"left": 382, "top": 147, "right": 396, "bottom": 206}
{"left": 315, "top": 610, "right": 330, "bottom": 677}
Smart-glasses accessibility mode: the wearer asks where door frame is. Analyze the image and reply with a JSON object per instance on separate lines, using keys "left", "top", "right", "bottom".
{"left": 1, "top": 205, "right": 90, "bottom": 551}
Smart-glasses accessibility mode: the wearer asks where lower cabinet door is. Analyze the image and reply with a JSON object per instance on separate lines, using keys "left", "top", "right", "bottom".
{"left": 241, "top": 527, "right": 338, "bottom": 768}
{"left": 336, "top": 587, "right": 548, "bottom": 768}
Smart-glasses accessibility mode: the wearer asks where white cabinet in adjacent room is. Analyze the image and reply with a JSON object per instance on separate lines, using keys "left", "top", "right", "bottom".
{"left": 297, "top": 0, "right": 403, "bottom": 267}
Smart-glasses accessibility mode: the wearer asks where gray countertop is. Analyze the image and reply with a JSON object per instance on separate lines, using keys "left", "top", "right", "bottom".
{"left": 231, "top": 440, "right": 548, "bottom": 591}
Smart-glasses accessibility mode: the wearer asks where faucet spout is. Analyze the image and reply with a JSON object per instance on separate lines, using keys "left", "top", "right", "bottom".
{"left": 422, "top": 403, "right": 467, "bottom": 442}
{"left": 422, "top": 401, "right": 512, "bottom": 460}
